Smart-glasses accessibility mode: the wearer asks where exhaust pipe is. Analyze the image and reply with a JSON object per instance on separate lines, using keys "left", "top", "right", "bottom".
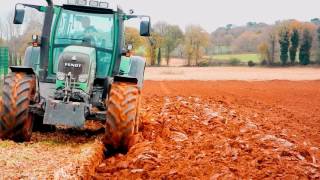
{"left": 39, "top": 0, "right": 53, "bottom": 80}
{"left": 46, "top": 0, "right": 53, "bottom": 6}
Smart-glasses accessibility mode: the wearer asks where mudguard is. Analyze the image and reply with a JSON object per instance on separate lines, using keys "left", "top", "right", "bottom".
{"left": 128, "top": 56, "right": 146, "bottom": 89}
{"left": 10, "top": 66, "right": 35, "bottom": 75}
{"left": 43, "top": 99, "right": 87, "bottom": 128}
{"left": 119, "top": 56, "right": 146, "bottom": 89}
{"left": 114, "top": 75, "right": 138, "bottom": 84}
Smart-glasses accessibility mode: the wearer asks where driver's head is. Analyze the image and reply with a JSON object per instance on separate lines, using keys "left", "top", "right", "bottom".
{"left": 80, "top": 17, "right": 91, "bottom": 29}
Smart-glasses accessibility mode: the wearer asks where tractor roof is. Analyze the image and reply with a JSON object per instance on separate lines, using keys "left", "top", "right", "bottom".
{"left": 62, "top": 4, "right": 116, "bottom": 14}
{"left": 61, "top": 0, "right": 123, "bottom": 14}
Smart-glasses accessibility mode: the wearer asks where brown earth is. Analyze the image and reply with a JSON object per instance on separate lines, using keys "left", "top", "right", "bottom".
{"left": 94, "top": 80, "right": 320, "bottom": 179}
{"left": 1, "top": 67, "right": 320, "bottom": 179}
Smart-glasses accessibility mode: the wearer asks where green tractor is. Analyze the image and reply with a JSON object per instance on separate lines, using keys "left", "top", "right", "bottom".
{"left": 0, "top": 0, "right": 150, "bottom": 151}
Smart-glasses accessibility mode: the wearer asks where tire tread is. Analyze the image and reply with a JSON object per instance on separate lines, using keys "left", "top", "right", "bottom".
{"left": 0, "top": 72, "right": 36, "bottom": 142}
{"left": 103, "top": 82, "right": 140, "bottom": 151}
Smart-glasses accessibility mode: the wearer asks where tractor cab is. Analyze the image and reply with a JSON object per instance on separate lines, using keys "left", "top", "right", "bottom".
{"left": 52, "top": 4, "right": 116, "bottom": 83}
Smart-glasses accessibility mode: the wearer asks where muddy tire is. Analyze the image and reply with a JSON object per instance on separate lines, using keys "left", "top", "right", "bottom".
{"left": 0, "top": 73, "right": 36, "bottom": 142}
{"left": 103, "top": 82, "right": 140, "bottom": 152}
{"left": 134, "top": 95, "right": 142, "bottom": 133}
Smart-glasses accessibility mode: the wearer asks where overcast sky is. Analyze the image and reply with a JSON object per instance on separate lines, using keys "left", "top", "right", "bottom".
{"left": 1, "top": 0, "right": 320, "bottom": 32}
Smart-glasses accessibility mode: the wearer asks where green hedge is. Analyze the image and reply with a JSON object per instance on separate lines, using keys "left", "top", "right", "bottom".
{"left": 0, "top": 47, "right": 9, "bottom": 76}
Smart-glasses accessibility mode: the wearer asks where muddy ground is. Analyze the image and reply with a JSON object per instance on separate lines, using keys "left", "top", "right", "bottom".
{"left": 0, "top": 68, "right": 320, "bottom": 179}
{"left": 95, "top": 80, "right": 320, "bottom": 179}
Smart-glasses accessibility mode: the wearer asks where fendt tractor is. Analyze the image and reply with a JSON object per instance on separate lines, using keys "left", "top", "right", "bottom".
{"left": 0, "top": 0, "right": 150, "bottom": 151}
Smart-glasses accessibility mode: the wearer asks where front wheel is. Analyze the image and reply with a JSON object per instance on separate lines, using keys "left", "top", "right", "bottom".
{"left": 103, "top": 82, "right": 140, "bottom": 152}
{"left": 0, "top": 72, "right": 36, "bottom": 142}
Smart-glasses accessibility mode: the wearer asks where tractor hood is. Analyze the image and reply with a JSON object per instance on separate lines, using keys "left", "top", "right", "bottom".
{"left": 56, "top": 46, "right": 96, "bottom": 93}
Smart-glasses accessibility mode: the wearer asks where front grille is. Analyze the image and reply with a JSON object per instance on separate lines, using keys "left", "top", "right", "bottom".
{"left": 61, "top": 82, "right": 81, "bottom": 88}
{"left": 58, "top": 52, "right": 90, "bottom": 82}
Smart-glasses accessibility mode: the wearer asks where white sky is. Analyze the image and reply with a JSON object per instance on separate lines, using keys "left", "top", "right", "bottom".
{"left": 1, "top": 0, "right": 320, "bottom": 32}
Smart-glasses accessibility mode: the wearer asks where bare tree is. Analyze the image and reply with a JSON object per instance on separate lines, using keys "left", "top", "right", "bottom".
{"left": 184, "top": 25, "right": 210, "bottom": 66}
{"left": 0, "top": 18, "right": 4, "bottom": 41}
{"left": 269, "top": 30, "right": 277, "bottom": 65}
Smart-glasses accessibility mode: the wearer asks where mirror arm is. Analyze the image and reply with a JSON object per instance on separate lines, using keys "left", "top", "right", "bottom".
{"left": 125, "top": 15, "right": 150, "bottom": 21}
{"left": 124, "top": 15, "right": 137, "bottom": 20}
{"left": 16, "top": 3, "right": 43, "bottom": 12}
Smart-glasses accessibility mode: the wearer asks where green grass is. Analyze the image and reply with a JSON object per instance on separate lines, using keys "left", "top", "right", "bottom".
{"left": 209, "top": 53, "right": 260, "bottom": 63}
{"left": 212, "top": 46, "right": 232, "bottom": 54}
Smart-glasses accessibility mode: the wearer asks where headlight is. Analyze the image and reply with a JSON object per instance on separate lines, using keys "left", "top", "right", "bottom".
{"left": 78, "top": 74, "right": 88, "bottom": 83}
{"left": 57, "top": 72, "right": 65, "bottom": 81}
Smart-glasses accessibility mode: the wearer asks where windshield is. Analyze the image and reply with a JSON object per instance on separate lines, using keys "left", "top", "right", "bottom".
{"left": 52, "top": 9, "right": 114, "bottom": 77}
{"left": 55, "top": 9, "right": 114, "bottom": 49}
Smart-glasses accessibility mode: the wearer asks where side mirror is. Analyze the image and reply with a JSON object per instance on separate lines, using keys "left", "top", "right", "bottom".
{"left": 13, "top": 5, "right": 25, "bottom": 24}
{"left": 140, "top": 20, "right": 151, "bottom": 37}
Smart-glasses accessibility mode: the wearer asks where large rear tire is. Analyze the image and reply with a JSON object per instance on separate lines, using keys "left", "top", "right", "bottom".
{"left": 0, "top": 72, "right": 36, "bottom": 142}
{"left": 103, "top": 82, "right": 140, "bottom": 152}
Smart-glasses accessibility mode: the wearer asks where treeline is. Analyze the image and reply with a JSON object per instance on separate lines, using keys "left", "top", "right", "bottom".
{"left": 1, "top": 8, "right": 320, "bottom": 67}
{"left": 259, "top": 20, "right": 320, "bottom": 66}
{"left": 129, "top": 19, "right": 320, "bottom": 66}
{"left": 126, "top": 22, "right": 210, "bottom": 66}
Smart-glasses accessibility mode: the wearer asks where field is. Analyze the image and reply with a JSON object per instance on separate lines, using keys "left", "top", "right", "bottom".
{"left": 210, "top": 53, "right": 260, "bottom": 63}
{"left": 144, "top": 66, "right": 320, "bottom": 81}
{"left": 0, "top": 67, "right": 320, "bottom": 179}
{"left": 94, "top": 80, "right": 320, "bottom": 179}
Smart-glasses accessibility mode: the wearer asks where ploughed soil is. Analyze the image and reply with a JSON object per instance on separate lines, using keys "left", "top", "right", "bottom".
{"left": 94, "top": 80, "right": 320, "bottom": 179}
{"left": 1, "top": 73, "right": 320, "bottom": 179}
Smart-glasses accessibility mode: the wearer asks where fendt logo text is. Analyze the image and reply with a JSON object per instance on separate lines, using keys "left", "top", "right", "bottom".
{"left": 65, "top": 63, "right": 82, "bottom": 68}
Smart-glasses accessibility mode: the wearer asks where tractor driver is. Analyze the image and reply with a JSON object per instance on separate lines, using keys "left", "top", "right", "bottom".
{"left": 80, "top": 17, "right": 97, "bottom": 33}
{"left": 80, "top": 17, "right": 97, "bottom": 45}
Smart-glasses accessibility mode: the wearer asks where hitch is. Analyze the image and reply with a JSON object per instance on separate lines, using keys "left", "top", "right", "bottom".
{"left": 63, "top": 72, "right": 76, "bottom": 103}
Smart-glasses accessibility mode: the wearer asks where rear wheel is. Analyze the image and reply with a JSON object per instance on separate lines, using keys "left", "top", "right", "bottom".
{"left": 134, "top": 95, "right": 142, "bottom": 133}
{"left": 103, "top": 82, "right": 140, "bottom": 152}
{"left": 0, "top": 72, "right": 36, "bottom": 142}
